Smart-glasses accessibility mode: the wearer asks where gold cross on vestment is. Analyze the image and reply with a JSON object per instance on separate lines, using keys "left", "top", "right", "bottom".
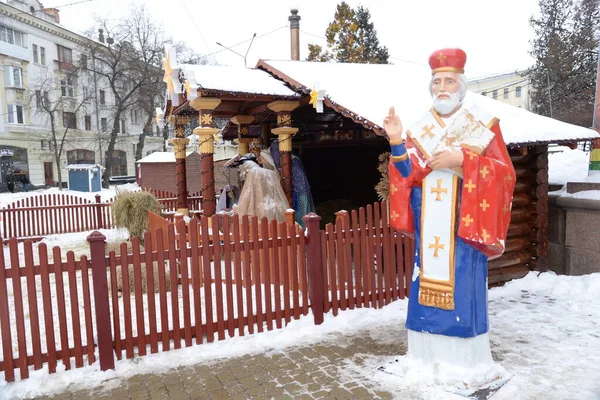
{"left": 481, "top": 229, "right": 490, "bottom": 242}
{"left": 480, "top": 165, "right": 490, "bottom": 179}
{"left": 431, "top": 179, "right": 448, "bottom": 201}
{"left": 390, "top": 184, "right": 398, "bottom": 195}
{"left": 480, "top": 199, "right": 490, "bottom": 211}
{"left": 462, "top": 214, "right": 474, "bottom": 227}
{"left": 428, "top": 236, "right": 445, "bottom": 258}
{"left": 464, "top": 180, "right": 476, "bottom": 193}
{"left": 505, "top": 173, "right": 513, "bottom": 182}
{"left": 391, "top": 210, "right": 400, "bottom": 221}
{"left": 437, "top": 53, "right": 446, "bottom": 63}
{"left": 421, "top": 124, "right": 436, "bottom": 140}
{"left": 466, "top": 150, "right": 478, "bottom": 160}
{"left": 502, "top": 204, "right": 509, "bottom": 213}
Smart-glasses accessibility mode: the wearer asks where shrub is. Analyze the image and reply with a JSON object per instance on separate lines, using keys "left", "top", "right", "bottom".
{"left": 111, "top": 189, "right": 162, "bottom": 239}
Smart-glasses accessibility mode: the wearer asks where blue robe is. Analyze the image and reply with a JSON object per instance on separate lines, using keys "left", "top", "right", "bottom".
{"left": 405, "top": 187, "right": 489, "bottom": 338}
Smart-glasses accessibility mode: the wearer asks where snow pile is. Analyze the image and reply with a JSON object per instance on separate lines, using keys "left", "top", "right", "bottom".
{"left": 0, "top": 183, "right": 142, "bottom": 208}
{"left": 548, "top": 148, "right": 589, "bottom": 184}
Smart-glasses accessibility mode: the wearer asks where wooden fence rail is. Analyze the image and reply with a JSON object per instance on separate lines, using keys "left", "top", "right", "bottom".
{"left": 0, "top": 200, "right": 413, "bottom": 383}
{"left": 0, "top": 190, "right": 202, "bottom": 241}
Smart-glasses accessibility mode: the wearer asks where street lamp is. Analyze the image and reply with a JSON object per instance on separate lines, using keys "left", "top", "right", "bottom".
{"left": 216, "top": 33, "right": 256, "bottom": 68}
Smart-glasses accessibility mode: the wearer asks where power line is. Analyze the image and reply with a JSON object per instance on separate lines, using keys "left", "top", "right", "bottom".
{"left": 11, "top": 0, "right": 97, "bottom": 16}
{"left": 198, "top": 25, "right": 288, "bottom": 60}
{"left": 177, "top": 0, "right": 211, "bottom": 55}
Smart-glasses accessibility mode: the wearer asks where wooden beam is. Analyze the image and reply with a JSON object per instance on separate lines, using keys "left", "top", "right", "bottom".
{"left": 199, "top": 90, "right": 298, "bottom": 102}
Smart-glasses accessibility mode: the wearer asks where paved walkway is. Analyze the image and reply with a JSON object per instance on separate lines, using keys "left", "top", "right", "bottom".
{"left": 39, "top": 330, "right": 405, "bottom": 400}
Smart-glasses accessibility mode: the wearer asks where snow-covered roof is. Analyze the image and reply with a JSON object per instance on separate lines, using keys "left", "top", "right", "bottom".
{"left": 181, "top": 64, "right": 298, "bottom": 98}
{"left": 258, "top": 60, "right": 599, "bottom": 146}
{"left": 66, "top": 164, "right": 102, "bottom": 170}
{"left": 137, "top": 151, "right": 198, "bottom": 164}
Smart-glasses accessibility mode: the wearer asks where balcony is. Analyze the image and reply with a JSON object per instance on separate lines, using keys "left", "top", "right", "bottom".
{"left": 55, "top": 60, "right": 76, "bottom": 73}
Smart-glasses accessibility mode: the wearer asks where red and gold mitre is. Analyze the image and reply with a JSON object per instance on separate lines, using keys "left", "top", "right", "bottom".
{"left": 428, "top": 48, "right": 467, "bottom": 75}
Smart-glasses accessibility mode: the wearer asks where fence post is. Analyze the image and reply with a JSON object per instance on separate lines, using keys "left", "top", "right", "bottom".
{"left": 87, "top": 231, "right": 115, "bottom": 371}
{"left": 95, "top": 194, "right": 104, "bottom": 230}
{"left": 303, "top": 212, "right": 324, "bottom": 325}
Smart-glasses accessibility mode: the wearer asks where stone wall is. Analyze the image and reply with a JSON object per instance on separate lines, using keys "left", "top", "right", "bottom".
{"left": 549, "top": 192, "right": 600, "bottom": 275}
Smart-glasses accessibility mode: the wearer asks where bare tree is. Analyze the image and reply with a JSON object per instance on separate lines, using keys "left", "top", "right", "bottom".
{"left": 84, "top": 5, "right": 167, "bottom": 187}
{"left": 29, "top": 67, "right": 94, "bottom": 188}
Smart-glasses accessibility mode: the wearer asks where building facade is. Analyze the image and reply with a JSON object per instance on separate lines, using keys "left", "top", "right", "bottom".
{"left": 467, "top": 70, "right": 531, "bottom": 110}
{"left": 0, "top": 0, "right": 164, "bottom": 189}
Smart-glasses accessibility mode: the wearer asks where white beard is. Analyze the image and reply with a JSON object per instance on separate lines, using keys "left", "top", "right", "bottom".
{"left": 432, "top": 91, "right": 461, "bottom": 115}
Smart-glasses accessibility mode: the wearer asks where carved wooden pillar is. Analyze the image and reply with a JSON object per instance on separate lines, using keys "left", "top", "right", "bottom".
{"left": 230, "top": 115, "right": 254, "bottom": 156}
{"left": 268, "top": 100, "right": 300, "bottom": 206}
{"left": 170, "top": 115, "right": 190, "bottom": 215}
{"left": 190, "top": 98, "right": 221, "bottom": 217}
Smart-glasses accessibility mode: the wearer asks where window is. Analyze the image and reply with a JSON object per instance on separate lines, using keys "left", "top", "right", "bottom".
{"left": 57, "top": 45, "right": 73, "bottom": 64}
{"left": 61, "top": 75, "right": 75, "bottom": 97}
{"left": 43, "top": 91, "right": 50, "bottom": 107}
{"left": 116, "top": 119, "right": 126, "bottom": 134}
{"left": 99, "top": 90, "right": 106, "bottom": 105}
{"left": 41, "top": 140, "right": 56, "bottom": 151}
{"left": 3, "top": 66, "right": 23, "bottom": 88}
{"left": 7, "top": 104, "right": 24, "bottom": 124}
{"left": 85, "top": 115, "right": 92, "bottom": 130}
{"left": 40, "top": 47, "right": 46, "bottom": 65}
{"left": 32, "top": 44, "right": 38, "bottom": 63}
{"left": 62, "top": 112, "right": 77, "bottom": 129}
{"left": 107, "top": 150, "right": 127, "bottom": 176}
{"left": 83, "top": 85, "right": 89, "bottom": 100}
{"left": 80, "top": 54, "right": 87, "bottom": 69}
{"left": 504, "top": 88, "right": 509, "bottom": 99}
{"left": 35, "top": 90, "right": 42, "bottom": 108}
{"left": 131, "top": 109, "right": 139, "bottom": 124}
{"left": 0, "top": 25, "right": 27, "bottom": 48}
{"left": 516, "top": 86, "right": 522, "bottom": 98}
{"left": 492, "top": 90, "right": 498, "bottom": 100}
{"left": 101, "top": 117, "right": 107, "bottom": 132}
{"left": 482, "top": 91, "right": 487, "bottom": 96}
{"left": 67, "top": 149, "right": 95, "bottom": 165}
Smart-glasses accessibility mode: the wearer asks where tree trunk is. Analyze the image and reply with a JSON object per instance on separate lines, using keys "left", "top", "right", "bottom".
{"left": 162, "top": 124, "right": 169, "bottom": 151}
{"left": 103, "top": 112, "right": 122, "bottom": 188}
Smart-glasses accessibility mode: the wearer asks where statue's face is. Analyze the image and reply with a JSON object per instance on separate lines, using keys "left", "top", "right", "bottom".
{"left": 431, "top": 71, "right": 462, "bottom": 115}
{"left": 431, "top": 71, "right": 461, "bottom": 98}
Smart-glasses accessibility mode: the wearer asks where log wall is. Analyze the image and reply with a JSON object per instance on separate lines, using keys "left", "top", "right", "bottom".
{"left": 488, "top": 145, "right": 549, "bottom": 285}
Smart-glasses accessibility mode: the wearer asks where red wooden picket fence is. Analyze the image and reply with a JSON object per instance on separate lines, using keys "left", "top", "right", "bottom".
{"left": 0, "top": 189, "right": 202, "bottom": 241}
{"left": 0, "top": 200, "right": 413, "bottom": 383}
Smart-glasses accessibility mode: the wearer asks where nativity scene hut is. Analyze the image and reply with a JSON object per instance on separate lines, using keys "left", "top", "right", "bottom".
{"left": 158, "top": 46, "right": 598, "bottom": 286}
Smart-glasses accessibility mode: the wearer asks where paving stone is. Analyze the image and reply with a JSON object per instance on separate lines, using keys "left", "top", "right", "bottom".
{"left": 374, "top": 391, "right": 394, "bottom": 400}
{"left": 203, "top": 380, "right": 223, "bottom": 392}
{"left": 351, "top": 386, "right": 372, "bottom": 397}
{"left": 277, "top": 376, "right": 294, "bottom": 385}
{"left": 265, "top": 386, "right": 285, "bottom": 396}
{"left": 294, "top": 373, "right": 313, "bottom": 385}
{"left": 245, "top": 385, "right": 266, "bottom": 396}
{"left": 225, "top": 384, "right": 245, "bottom": 395}
{"left": 216, "top": 371, "right": 236, "bottom": 383}
{"left": 283, "top": 383, "right": 303, "bottom": 395}
{"left": 149, "top": 389, "right": 170, "bottom": 400}
{"left": 208, "top": 389, "right": 228, "bottom": 400}
{"left": 229, "top": 394, "right": 248, "bottom": 400}
{"left": 237, "top": 376, "right": 259, "bottom": 388}
{"left": 273, "top": 395, "right": 294, "bottom": 400}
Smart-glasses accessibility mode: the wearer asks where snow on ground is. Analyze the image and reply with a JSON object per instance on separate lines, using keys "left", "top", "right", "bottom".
{"left": 0, "top": 183, "right": 141, "bottom": 208}
{"left": 1, "top": 271, "right": 599, "bottom": 399}
{"left": 548, "top": 148, "right": 590, "bottom": 185}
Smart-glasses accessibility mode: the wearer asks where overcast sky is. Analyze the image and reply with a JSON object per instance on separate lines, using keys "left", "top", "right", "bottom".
{"left": 45, "top": 0, "right": 541, "bottom": 79}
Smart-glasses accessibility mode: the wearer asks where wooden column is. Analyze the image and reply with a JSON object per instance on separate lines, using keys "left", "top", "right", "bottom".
{"left": 170, "top": 115, "right": 190, "bottom": 215}
{"left": 191, "top": 98, "right": 221, "bottom": 217}
{"left": 268, "top": 100, "right": 300, "bottom": 206}
{"left": 230, "top": 115, "right": 254, "bottom": 156}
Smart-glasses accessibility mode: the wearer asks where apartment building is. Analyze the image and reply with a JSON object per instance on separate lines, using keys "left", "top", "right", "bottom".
{"left": 0, "top": 0, "right": 164, "bottom": 189}
{"left": 467, "top": 70, "right": 531, "bottom": 110}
